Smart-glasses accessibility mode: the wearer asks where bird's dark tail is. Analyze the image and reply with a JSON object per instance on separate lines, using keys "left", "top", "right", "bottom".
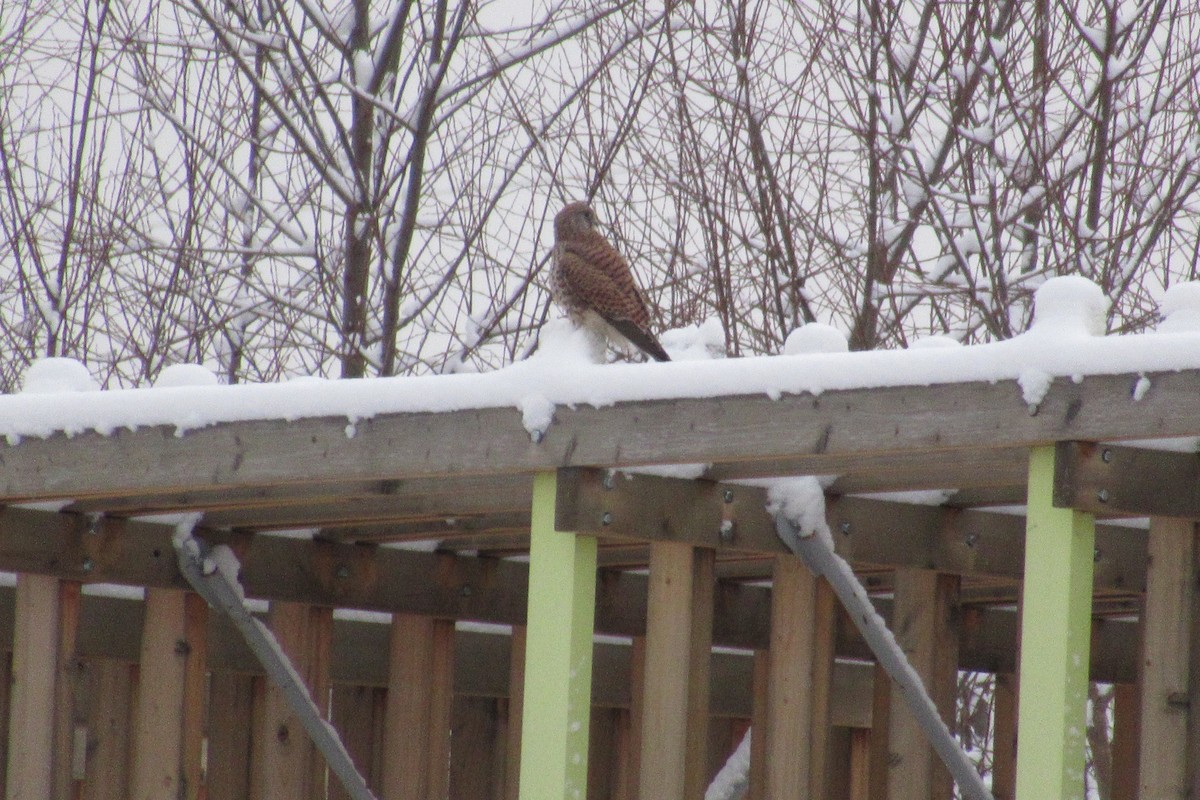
{"left": 608, "top": 318, "right": 671, "bottom": 362}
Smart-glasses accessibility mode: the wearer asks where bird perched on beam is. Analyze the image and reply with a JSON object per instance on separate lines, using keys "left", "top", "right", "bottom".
{"left": 550, "top": 201, "right": 670, "bottom": 362}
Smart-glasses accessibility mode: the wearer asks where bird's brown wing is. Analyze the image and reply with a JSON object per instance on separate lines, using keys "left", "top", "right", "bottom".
{"left": 556, "top": 236, "right": 653, "bottom": 329}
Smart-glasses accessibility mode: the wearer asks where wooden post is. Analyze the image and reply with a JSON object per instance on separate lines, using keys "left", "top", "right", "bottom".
{"left": 131, "top": 588, "right": 207, "bottom": 800}
{"left": 84, "top": 659, "right": 135, "bottom": 800}
{"left": 517, "top": 471, "right": 597, "bottom": 800}
{"left": 1110, "top": 683, "right": 1139, "bottom": 800}
{"left": 255, "top": 602, "right": 333, "bottom": 800}
{"left": 617, "top": 636, "right": 646, "bottom": 800}
{"left": 747, "top": 651, "right": 769, "bottom": 800}
{"left": 638, "top": 541, "right": 714, "bottom": 800}
{"left": 1138, "top": 517, "right": 1196, "bottom": 798}
{"left": 207, "top": 672, "right": 256, "bottom": 800}
{"left": 886, "top": 569, "right": 960, "bottom": 800}
{"left": 1014, "top": 445, "right": 1095, "bottom": 800}
{"left": 765, "top": 556, "right": 827, "bottom": 800}
{"left": 381, "top": 613, "right": 455, "bottom": 800}
{"left": 53, "top": 582, "right": 81, "bottom": 800}
{"left": 6, "top": 574, "right": 64, "bottom": 800}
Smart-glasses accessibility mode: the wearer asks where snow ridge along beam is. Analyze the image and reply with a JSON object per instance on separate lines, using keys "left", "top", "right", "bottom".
{"left": 172, "top": 521, "right": 376, "bottom": 800}
{"left": 774, "top": 513, "right": 993, "bottom": 800}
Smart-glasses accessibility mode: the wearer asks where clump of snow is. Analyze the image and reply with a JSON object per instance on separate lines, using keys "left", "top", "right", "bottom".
{"left": 705, "top": 726, "right": 751, "bottom": 800}
{"left": 155, "top": 364, "right": 219, "bottom": 388}
{"left": 909, "top": 335, "right": 961, "bottom": 349}
{"left": 518, "top": 393, "right": 555, "bottom": 442}
{"left": 783, "top": 323, "right": 849, "bottom": 355}
{"left": 1133, "top": 375, "right": 1151, "bottom": 401}
{"left": 1158, "top": 282, "right": 1200, "bottom": 333}
{"left": 20, "top": 357, "right": 99, "bottom": 394}
{"left": 625, "top": 463, "right": 710, "bottom": 479}
{"left": 765, "top": 477, "right": 833, "bottom": 549}
{"left": 1018, "top": 368, "right": 1053, "bottom": 407}
{"left": 660, "top": 318, "right": 726, "bottom": 360}
{"left": 1030, "top": 275, "right": 1108, "bottom": 336}
{"left": 533, "top": 317, "right": 604, "bottom": 364}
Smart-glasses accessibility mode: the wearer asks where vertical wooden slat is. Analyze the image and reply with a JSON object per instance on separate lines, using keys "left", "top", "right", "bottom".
{"left": 638, "top": 541, "right": 714, "bottom": 800}
{"left": 183, "top": 593, "right": 208, "bottom": 800}
{"left": 517, "top": 471, "right": 598, "bottom": 800}
{"left": 382, "top": 614, "right": 455, "bottom": 800}
{"left": 1137, "top": 517, "right": 1195, "bottom": 799}
{"left": 746, "top": 651, "right": 769, "bottom": 800}
{"left": 587, "top": 707, "right": 618, "bottom": 800}
{"left": 0, "top": 652, "right": 12, "bottom": 796}
{"left": 809, "top": 577, "right": 837, "bottom": 799}
{"left": 621, "top": 636, "right": 646, "bottom": 800}
{"left": 867, "top": 663, "right": 890, "bottom": 800}
{"left": 131, "top": 588, "right": 206, "bottom": 800}
{"left": 53, "top": 581, "right": 81, "bottom": 800}
{"left": 504, "top": 626, "right": 526, "bottom": 800}
{"left": 207, "top": 672, "right": 256, "bottom": 800}
{"left": 886, "top": 569, "right": 960, "bottom": 800}
{"left": 991, "top": 673, "right": 1017, "bottom": 800}
{"left": 1110, "top": 683, "right": 1139, "bottom": 800}
{"left": 451, "top": 696, "right": 499, "bottom": 800}
{"left": 765, "top": 556, "right": 819, "bottom": 800}
{"left": 331, "top": 685, "right": 386, "bottom": 800}
{"left": 1014, "top": 445, "right": 1095, "bottom": 800}
{"left": 84, "top": 659, "right": 135, "bottom": 800}
{"left": 255, "top": 602, "right": 332, "bottom": 800}
{"left": 6, "top": 574, "right": 61, "bottom": 800}
{"left": 848, "top": 728, "right": 871, "bottom": 800}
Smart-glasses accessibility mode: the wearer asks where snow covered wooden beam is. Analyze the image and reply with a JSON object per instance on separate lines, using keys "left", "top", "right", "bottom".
{"left": 1053, "top": 440, "right": 1200, "bottom": 518}
{"left": 3, "top": 370, "right": 1198, "bottom": 503}
{"left": 1014, "top": 446, "right": 1096, "bottom": 800}
{"left": 517, "top": 472, "right": 598, "bottom": 800}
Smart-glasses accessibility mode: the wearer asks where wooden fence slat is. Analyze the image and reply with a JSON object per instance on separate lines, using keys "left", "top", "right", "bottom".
{"left": 381, "top": 614, "right": 455, "bottom": 800}
{"left": 886, "top": 569, "right": 960, "bottom": 800}
{"left": 331, "top": 685, "right": 386, "bottom": 800}
{"left": 504, "top": 625, "right": 526, "bottom": 800}
{"left": 638, "top": 542, "right": 714, "bottom": 800}
{"left": 991, "top": 673, "right": 1017, "bottom": 800}
{"left": 131, "top": 588, "right": 206, "bottom": 800}
{"left": 207, "top": 672, "right": 256, "bottom": 800}
{"left": 747, "top": 651, "right": 769, "bottom": 800}
{"left": 53, "top": 581, "right": 81, "bottom": 800}
{"left": 6, "top": 574, "right": 63, "bottom": 800}
{"left": 1138, "top": 517, "right": 1195, "bottom": 798}
{"left": 450, "top": 696, "right": 498, "bottom": 800}
{"left": 1111, "top": 683, "right": 1139, "bottom": 800}
{"left": 83, "top": 659, "right": 135, "bottom": 800}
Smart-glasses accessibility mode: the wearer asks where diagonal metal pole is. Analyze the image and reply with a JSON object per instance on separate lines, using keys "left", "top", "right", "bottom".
{"left": 773, "top": 514, "right": 994, "bottom": 800}
{"left": 172, "top": 521, "right": 376, "bottom": 800}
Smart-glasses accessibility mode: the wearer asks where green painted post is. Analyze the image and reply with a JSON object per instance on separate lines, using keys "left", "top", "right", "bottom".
{"left": 1014, "top": 445, "right": 1096, "bottom": 800}
{"left": 518, "top": 471, "right": 598, "bottom": 800}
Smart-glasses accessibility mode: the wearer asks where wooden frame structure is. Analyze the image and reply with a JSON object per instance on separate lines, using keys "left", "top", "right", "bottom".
{"left": 0, "top": 365, "right": 1198, "bottom": 799}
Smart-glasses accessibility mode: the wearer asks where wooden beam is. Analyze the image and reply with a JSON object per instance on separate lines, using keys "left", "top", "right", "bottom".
{"left": 1054, "top": 440, "right": 1200, "bottom": 517}
{"left": 517, "top": 472, "right": 597, "bottom": 800}
{"left": 4, "top": 371, "right": 1198, "bottom": 502}
{"left": 1014, "top": 446, "right": 1096, "bottom": 800}
{"left": 556, "top": 469, "right": 1146, "bottom": 591}
{"left": 1137, "top": 517, "right": 1196, "bottom": 798}
{"left": 6, "top": 574, "right": 64, "bottom": 800}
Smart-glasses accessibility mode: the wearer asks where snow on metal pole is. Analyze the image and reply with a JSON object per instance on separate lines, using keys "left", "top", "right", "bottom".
{"left": 773, "top": 512, "right": 994, "bottom": 800}
{"left": 171, "top": 520, "right": 377, "bottom": 800}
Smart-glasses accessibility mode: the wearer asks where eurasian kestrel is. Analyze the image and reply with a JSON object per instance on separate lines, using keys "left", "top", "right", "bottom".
{"left": 550, "top": 201, "right": 670, "bottom": 362}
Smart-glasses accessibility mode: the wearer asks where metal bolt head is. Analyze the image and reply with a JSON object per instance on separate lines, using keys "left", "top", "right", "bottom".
{"left": 81, "top": 557, "right": 94, "bottom": 573}
{"left": 601, "top": 511, "right": 613, "bottom": 526}
{"left": 964, "top": 533, "right": 978, "bottom": 548}
{"left": 839, "top": 521, "right": 852, "bottom": 536}
{"left": 602, "top": 472, "right": 615, "bottom": 490}
{"left": 1094, "top": 548, "right": 1102, "bottom": 563}
{"left": 1097, "top": 488, "right": 1110, "bottom": 503}
{"left": 461, "top": 584, "right": 473, "bottom": 598}
{"left": 723, "top": 489, "right": 735, "bottom": 503}
{"left": 335, "top": 564, "right": 351, "bottom": 579}
{"left": 1101, "top": 448, "right": 1113, "bottom": 463}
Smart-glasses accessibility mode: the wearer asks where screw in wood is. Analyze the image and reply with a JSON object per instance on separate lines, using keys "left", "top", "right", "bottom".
{"left": 601, "top": 511, "right": 612, "bottom": 525}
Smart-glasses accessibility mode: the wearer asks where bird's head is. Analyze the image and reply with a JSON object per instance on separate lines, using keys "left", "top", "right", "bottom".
{"left": 554, "top": 201, "right": 599, "bottom": 240}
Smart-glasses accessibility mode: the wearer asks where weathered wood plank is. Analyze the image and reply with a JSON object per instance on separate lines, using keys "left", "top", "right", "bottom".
{"left": 83, "top": 659, "right": 134, "bottom": 800}
{"left": 885, "top": 570, "right": 960, "bottom": 800}
{"left": 504, "top": 625, "right": 526, "bottom": 800}
{"left": 991, "top": 673, "right": 1017, "bottom": 800}
{"left": 1054, "top": 441, "right": 1200, "bottom": 517}
{"left": 1111, "top": 683, "right": 1139, "bottom": 800}
{"left": 6, "top": 574, "right": 63, "bottom": 800}
{"left": 556, "top": 470, "right": 1146, "bottom": 591}
{"left": 747, "top": 651, "right": 768, "bottom": 800}
{"left": 330, "top": 685, "right": 386, "bottom": 800}
{"left": 3, "top": 371, "right": 1196, "bottom": 501}
{"left": 206, "top": 672, "right": 256, "bottom": 800}
{"left": 638, "top": 542, "right": 714, "bottom": 800}
{"left": 1137, "top": 517, "right": 1195, "bottom": 799}
{"left": 765, "top": 556, "right": 825, "bottom": 800}
{"left": 52, "top": 581, "right": 81, "bottom": 800}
